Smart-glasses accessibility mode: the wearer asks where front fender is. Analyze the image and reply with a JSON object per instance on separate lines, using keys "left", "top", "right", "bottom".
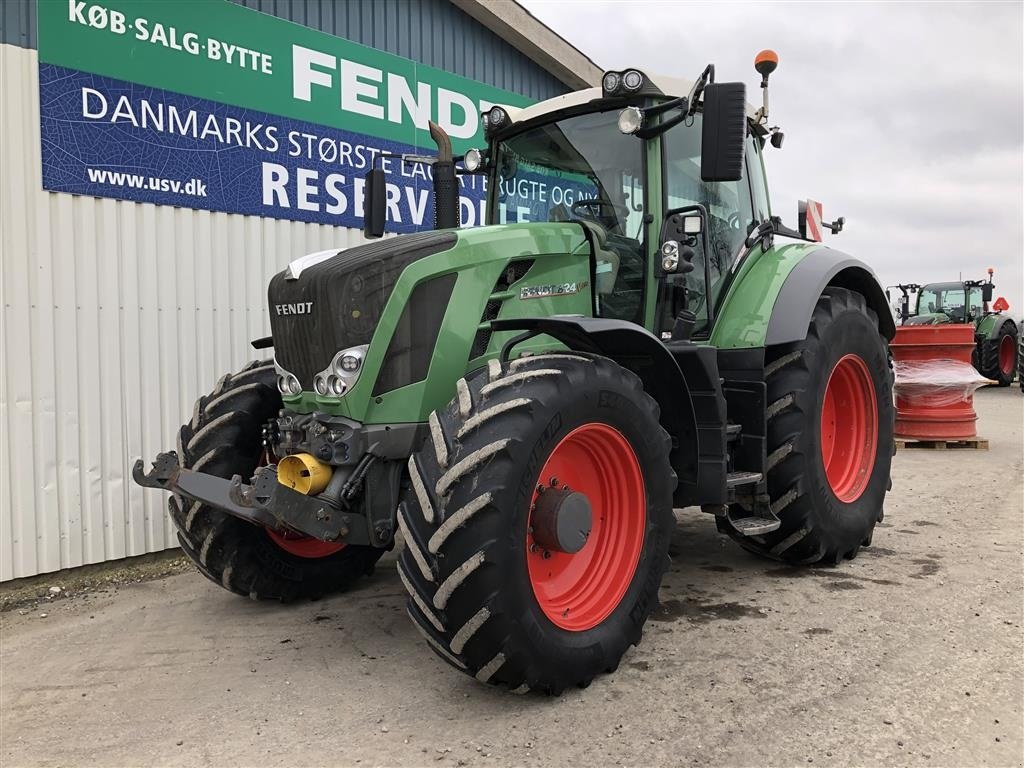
{"left": 491, "top": 316, "right": 702, "bottom": 501}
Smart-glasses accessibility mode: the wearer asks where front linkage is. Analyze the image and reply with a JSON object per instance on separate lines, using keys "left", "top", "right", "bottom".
{"left": 133, "top": 450, "right": 370, "bottom": 545}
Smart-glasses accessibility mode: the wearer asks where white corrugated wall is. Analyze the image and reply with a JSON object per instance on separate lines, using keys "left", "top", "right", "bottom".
{"left": 0, "top": 44, "right": 371, "bottom": 581}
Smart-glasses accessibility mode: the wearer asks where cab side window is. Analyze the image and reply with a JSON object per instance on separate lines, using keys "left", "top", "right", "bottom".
{"left": 746, "top": 135, "right": 771, "bottom": 222}
{"left": 663, "top": 115, "right": 756, "bottom": 331}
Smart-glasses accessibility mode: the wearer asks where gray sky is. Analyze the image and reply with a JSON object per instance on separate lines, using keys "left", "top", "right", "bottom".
{"left": 521, "top": 0, "right": 1024, "bottom": 318}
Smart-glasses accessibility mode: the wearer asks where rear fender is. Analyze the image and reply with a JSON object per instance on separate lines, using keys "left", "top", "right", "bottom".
{"left": 491, "top": 316, "right": 703, "bottom": 502}
{"left": 977, "top": 313, "right": 1015, "bottom": 340}
{"left": 766, "top": 249, "right": 896, "bottom": 345}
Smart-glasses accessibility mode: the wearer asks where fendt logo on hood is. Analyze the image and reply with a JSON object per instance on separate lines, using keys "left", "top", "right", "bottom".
{"left": 275, "top": 302, "right": 314, "bottom": 316}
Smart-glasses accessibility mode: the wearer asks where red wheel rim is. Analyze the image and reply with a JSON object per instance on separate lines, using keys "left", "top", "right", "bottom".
{"left": 266, "top": 527, "right": 345, "bottom": 558}
{"left": 820, "top": 354, "right": 878, "bottom": 503}
{"left": 526, "top": 423, "right": 646, "bottom": 632}
{"left": 259, "top": 451, "right": 345, "bottom": 559}
{"left": 999, "top": 334, "right": 1015, "bottom": 376}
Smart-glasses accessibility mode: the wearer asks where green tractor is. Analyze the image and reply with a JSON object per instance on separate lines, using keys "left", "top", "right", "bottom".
{"left": 891, "top": 270, "right": 1018, "bottom": 386}
{"left": 135, "top": 52, "right": 896, "bottom": 693}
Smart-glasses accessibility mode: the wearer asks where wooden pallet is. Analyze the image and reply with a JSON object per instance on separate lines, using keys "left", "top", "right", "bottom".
{"left": 895, "top": 437, "right": 989, "bottom": 451}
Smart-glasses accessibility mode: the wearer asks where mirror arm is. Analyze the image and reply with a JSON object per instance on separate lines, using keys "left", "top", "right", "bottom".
{"left": 634, "top": 107, "right": 690, "bottom": 139}
{"left": 686, "top": 64, "right": 716, "bottom": 114}
{"left": 644, "top": 95, "right": 688, "bottom": 118}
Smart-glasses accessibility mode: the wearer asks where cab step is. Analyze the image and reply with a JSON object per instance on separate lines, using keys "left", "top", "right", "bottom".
{"left": 726, "top": 505, "right": 781, "bottom": 536}
{"left": 726, "top": 471, "right": 762, "bottom": 488}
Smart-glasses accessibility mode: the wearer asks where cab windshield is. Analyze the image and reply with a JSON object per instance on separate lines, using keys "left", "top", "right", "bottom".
{"left": 917, "top": 282, "right": 978, "bottom": 323}
{"left": 489, "top": 110, "right": 647, "bottom": 322}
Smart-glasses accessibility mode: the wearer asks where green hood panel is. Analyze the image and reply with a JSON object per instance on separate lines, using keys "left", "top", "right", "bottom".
{"left": 282, "top": 223, "right": 591, "bottom": 424}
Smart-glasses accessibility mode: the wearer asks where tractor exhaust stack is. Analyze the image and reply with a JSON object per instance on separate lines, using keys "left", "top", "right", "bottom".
{"left": 428, "top": 120, "right": 460, "bottom": 230}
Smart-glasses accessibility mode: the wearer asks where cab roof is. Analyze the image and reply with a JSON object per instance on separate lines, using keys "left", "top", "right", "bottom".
{"left": 501, "top": 71, "right": 760, "bottom": 128}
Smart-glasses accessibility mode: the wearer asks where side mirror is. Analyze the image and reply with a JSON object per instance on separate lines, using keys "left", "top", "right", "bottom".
{"left": 362, "top": 168, "right": 386, "bottom": 239}
{"left": 701, "top": 82, "right": 746, "bottom": 182}
{"left": 982, "top": 284, "right": 994, "bottom": 303}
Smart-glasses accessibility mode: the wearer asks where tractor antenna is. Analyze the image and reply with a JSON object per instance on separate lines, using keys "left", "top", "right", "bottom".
{"left": 753, "top": 49, "right": 778, "bottom": 124}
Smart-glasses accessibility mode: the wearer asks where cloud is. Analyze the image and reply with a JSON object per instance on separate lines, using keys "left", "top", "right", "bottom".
{"left": 522, "top": 0, "right": 1024, "bottom": 315}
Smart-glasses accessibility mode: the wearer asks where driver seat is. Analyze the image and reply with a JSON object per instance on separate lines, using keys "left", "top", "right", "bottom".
{"left": 578, "top": 220, "right": 620, "bottom": 295}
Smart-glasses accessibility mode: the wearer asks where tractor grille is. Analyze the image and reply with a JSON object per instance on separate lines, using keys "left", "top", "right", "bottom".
{"left": 469, "top": 259, "right": 535, "bottom": 361}
{"left": 268, "top": 232, "right": 457, "bottom": 388}
{"left": 372, "top": 273, "right": 458, "bottom": 395}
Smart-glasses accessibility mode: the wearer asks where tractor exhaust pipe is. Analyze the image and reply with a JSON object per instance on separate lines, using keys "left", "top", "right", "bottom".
{"left": 428, "top": 120, "right": 460, "bottom": 230}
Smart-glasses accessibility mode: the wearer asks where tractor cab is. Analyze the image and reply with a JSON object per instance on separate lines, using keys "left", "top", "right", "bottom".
{"left": 465, "top": 61, "right": 783, "bottom": 342}
{"left": 908, "top": 281, "right": 977, "bottom": 325}
{"left": 904, "top": 269, "right": 1001, "bottom": 326}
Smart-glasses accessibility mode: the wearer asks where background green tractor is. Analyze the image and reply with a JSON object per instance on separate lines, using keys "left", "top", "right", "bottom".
{"left": 135, "top": 51, "right": 896, "bottom": 693}
{"left": 892, "top": 270, "right": 1018, "bottom": 385}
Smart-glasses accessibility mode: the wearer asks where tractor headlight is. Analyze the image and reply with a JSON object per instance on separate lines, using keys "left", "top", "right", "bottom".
{"left": 463, "top": 148, "right": 484, "bottom": 172}
{"left": 334, "top": 346, "right": 365, "bottom": 376}
{"left": 618, "top": 106, "right": 644, "bottom": 135}
{"left": 279, "top": 375, "right": 301, "bottom": 396}
{"left": 315, "top": 344, "right": 369, "bottom": 399}
{"left": 622, "top": 69, "right": 644, "bottom": 91}
{"left": 602, "top": 71, "right": 621, "bottom": 94}
{"left": 274, "top": 359, "right": 303, "bottom": 396}
{"left": 485, "top": 106, "right": 508, "bottom": 129}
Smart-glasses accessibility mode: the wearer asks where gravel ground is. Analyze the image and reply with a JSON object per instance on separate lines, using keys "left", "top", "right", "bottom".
{"left": 2, "top": 387, "right": 1021, "bottom": 767}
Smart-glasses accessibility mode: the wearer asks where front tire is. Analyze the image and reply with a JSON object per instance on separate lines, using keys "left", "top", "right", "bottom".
{"left": 170, "top": 360, "right": 385, "bottom": 600}
{"left": 397, "top": 354, "right": 675, "bottom": 693}
{"left": 723, "top": 288, "right": 894, "bottom": 565}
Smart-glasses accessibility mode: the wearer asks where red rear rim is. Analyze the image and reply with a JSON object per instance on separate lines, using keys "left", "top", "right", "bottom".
{"left": 259, "top": 451, "right": 346, "bottom": 559}
{"left": 820, "top": 354, "right": 878, "bottom": 503}
{"left": 999, "top": 334, "right": 1015, "bottom": 376}
{"left": 527, "top": 423, "right": 646, "bottom": 632}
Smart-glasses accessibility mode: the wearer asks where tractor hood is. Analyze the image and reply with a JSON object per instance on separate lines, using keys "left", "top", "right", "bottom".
{"left": 268, "top": 231, "right": 459, "bottom": 389}
{"left": 268, "top": 223, "right": 590, "bottom": 408}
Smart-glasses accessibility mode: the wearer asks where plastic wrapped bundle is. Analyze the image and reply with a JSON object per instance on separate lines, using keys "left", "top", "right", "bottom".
{"left": 890, "top": 324, "right": 985, "bottom": 439}
{"left": 892, "top": 358, "right": 991, "bottom": 439}
{"left": 894, "top": 359, "right": 992, "bottom": 408}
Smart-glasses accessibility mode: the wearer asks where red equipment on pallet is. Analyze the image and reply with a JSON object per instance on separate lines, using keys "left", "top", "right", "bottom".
{"left": 891, "top": 325, "right": 990, "bottom": 439}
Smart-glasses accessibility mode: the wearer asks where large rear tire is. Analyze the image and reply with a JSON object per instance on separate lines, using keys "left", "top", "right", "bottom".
{"left": 170, "top": 360, "right": 384, "bottom": 600}
{"left": 979, "top": 320, "right": 1018, "bottom": 387}
{"left": 1018, "top": 332, "right": 1023, "bottom": 393}
{"left": 397, "top": 354, "right": 675, "bottom": 693}
{"left": 722, "top": 288, "right": 894, "bottom": 565}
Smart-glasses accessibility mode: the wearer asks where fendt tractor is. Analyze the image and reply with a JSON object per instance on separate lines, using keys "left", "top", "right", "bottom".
{"left": 891, "top": 271, "right": 1018, "bottom": 386}
{"left": 136, "top": 52, "right": 896, "bottom": 693}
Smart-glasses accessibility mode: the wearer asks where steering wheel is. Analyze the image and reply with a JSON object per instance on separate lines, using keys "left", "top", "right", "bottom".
{"left": 572, "top": 199, "right": 622, "bottom": 230}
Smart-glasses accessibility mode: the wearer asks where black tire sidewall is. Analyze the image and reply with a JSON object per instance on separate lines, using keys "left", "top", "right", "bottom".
{"left": 799, "top": 304, "right": 893, "bottom": 548}
{"left": 415, "top": 356, "right": 676, "bottom": 688}
{"left": 491, "top": 378, "right": 672, "bottom": 669}
{"left": 988, "top": 322, "right": 1017, "bottom": 385}
{"left": 174, "top": 362, "right": 383, "bottom": 599}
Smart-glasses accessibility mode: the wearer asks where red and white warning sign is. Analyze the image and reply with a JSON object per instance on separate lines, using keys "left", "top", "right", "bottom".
{"left": 799, "top": 199, "right": 824, "bottom": 241}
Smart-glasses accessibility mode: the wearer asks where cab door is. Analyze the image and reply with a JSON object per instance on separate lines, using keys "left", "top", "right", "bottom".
{"left": 660, "top": 116, "right": 759, "bottom": 337}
